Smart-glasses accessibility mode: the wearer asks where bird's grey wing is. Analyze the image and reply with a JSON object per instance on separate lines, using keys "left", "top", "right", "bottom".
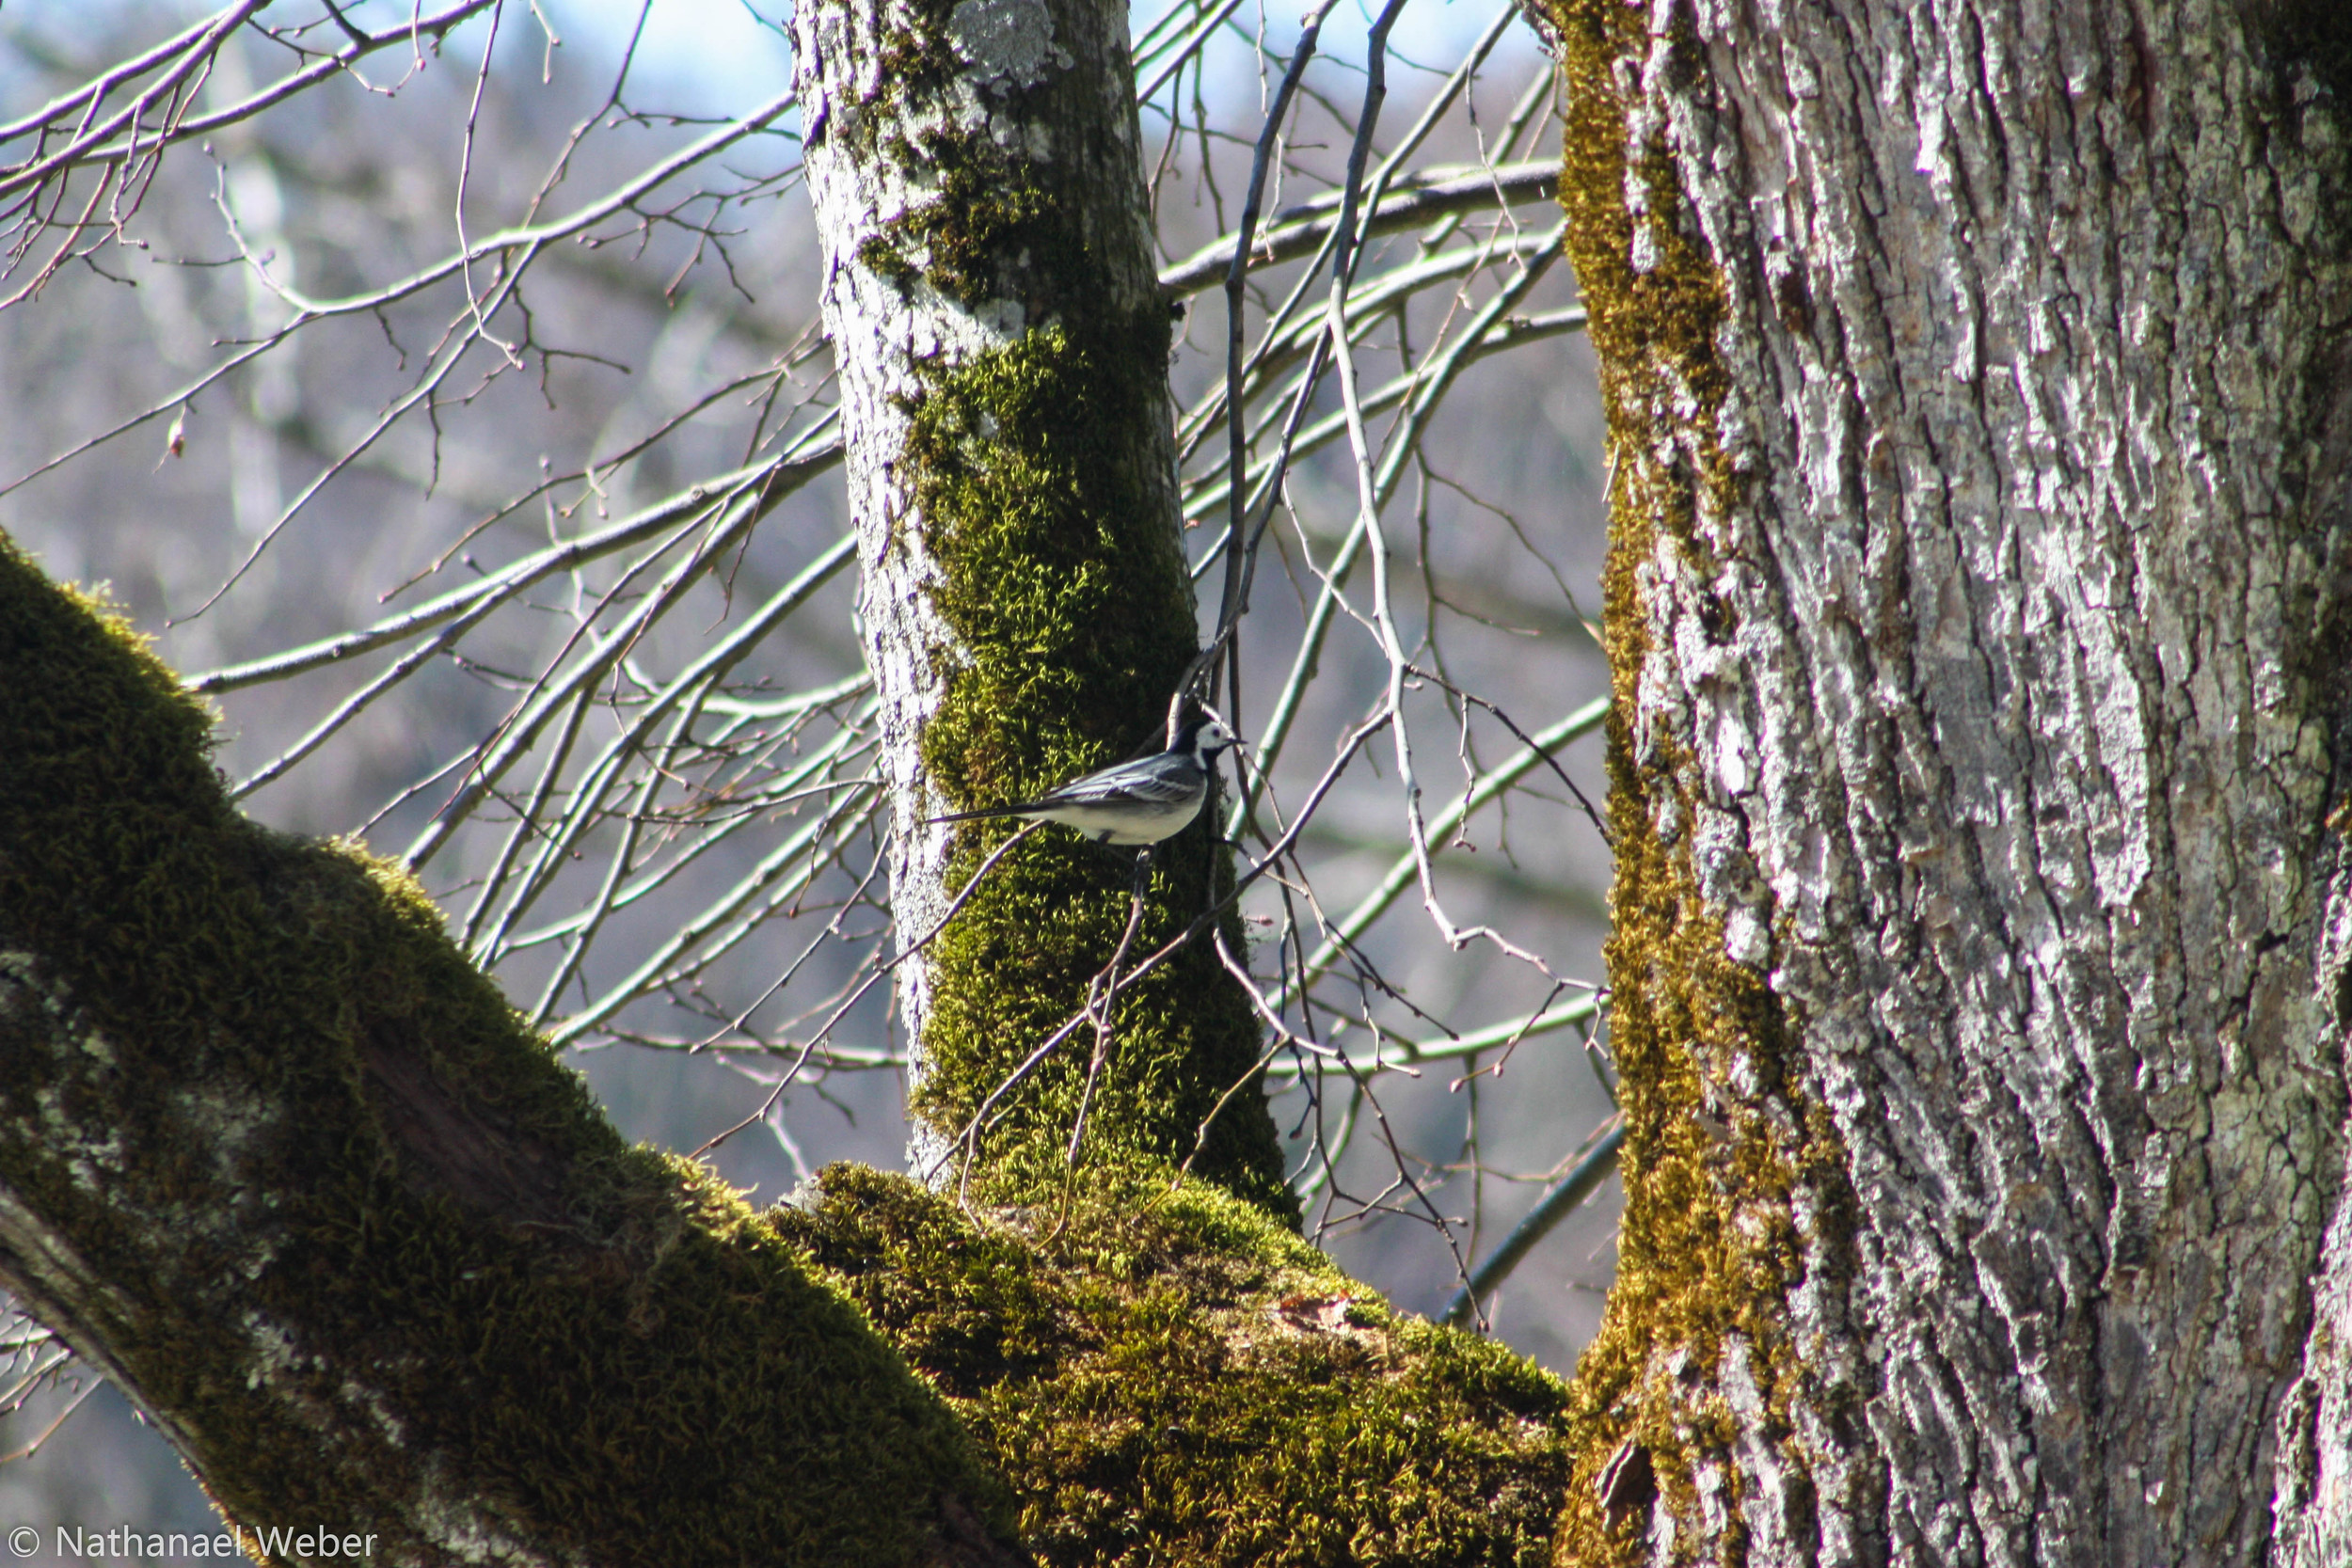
{"left": 1042, "top": 758, "right": 1200, "bottom": 806}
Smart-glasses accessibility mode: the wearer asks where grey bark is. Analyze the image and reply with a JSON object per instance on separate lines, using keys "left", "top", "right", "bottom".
{"left": 1603, "top": 2, "right": 2352, "bottom": 1561}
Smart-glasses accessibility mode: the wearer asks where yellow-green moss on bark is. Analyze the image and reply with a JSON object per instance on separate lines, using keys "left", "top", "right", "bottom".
{"left": 1535, "top": 3, "right": 1860, "bottom": 1559}
{"left": 777, "top": 1162, "right": 1572, "bottom": 1567}
{"left": 810, "top": 0, "right": 1295, "bottom": 1222}
{"left": 0, "top": 535, "right": 1009, "bottom": 1566}
{"left": 897, "top": 309, "right": 1292, "bottom": 1223}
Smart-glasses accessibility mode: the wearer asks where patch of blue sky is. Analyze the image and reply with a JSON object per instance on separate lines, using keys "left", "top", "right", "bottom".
{"left": 0, "top": 1, "right": 1536, "bottom": 131}
{"left": 512, "top": 0, "right": 1526, "bottom": 121}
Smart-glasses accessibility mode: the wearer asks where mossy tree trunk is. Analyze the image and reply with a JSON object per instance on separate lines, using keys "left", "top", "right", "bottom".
{"left": 790, "top": 0, "right": 1290, "bottom": 1212}
{"left": 1542, "top": 0, "right": 2352, "bottom": 1562}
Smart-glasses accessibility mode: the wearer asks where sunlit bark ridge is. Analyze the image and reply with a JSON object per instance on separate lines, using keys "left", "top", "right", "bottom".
{"left": 1544, "top": 0, "right": 2352, "bottom": 1561}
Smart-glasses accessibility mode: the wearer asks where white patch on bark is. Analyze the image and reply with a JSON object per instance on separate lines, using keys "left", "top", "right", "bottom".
{"left": 947, "top": 0, "right": 1072, "bottom": 93}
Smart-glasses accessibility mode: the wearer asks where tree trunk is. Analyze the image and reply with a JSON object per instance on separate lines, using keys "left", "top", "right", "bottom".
{"left": 791, "top": 0, "right": 1291, "bottom": 1212}
{"left": 1543, "top": 0, "right": 2352, "bottom": 1561}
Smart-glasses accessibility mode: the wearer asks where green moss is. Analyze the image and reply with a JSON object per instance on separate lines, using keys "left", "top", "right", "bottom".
{"left": 902, "top": 324, "right": 1292, "bottom": 1223}
{"left": 840, "top": 0, "right": 1084, "bottom": 317}
{"left": 817, "top": 0, "right": 1294, "bottom": 1224}
{"left": 777, "top": 1164, "right": 1571, "bottom": 1567}
{"left": 866, "top": 127, "right": 1062, "bottom": 312}
{"left": 0, "top": 536, "right": 1007, "bottom": 1566}
{"left": 1534, "top": 3, "right": 1861, "bottom": 1560}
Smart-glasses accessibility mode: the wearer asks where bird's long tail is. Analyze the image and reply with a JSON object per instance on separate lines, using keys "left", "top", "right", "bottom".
{"left": 926, "top": 802, "right": 1039, "bottom": 825}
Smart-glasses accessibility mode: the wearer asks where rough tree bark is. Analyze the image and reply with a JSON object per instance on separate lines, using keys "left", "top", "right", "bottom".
{"left": 1540, "top": 0, "right": 2352, "bottom": 1563}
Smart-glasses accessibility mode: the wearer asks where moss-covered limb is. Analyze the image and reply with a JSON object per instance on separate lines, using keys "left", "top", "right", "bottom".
{"left": 1536, "top": 3, "right": 1858, "bottom": 1561}
{"left": 775, "top": 1163, "right": 1571, "bottom": 1568}
{"left": 793, "top": 0, "right": 1290, "bottom": 1217}
{"left": 0, "top": 536, "right": 1015, "bottom": 1568}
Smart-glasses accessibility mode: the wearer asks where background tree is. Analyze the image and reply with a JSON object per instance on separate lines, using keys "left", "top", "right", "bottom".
{"left": 0, "top": 0, "right": 1613, "bottom": 1560}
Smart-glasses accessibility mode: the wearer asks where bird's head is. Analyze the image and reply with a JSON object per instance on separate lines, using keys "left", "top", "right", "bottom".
{"left": 1179, "top": 716, "right": 1240, "bottom": 763}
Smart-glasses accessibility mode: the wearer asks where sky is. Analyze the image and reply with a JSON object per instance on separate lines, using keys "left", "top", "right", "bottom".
{"left": 506, "top": 0, "right": 1516, "bottom": 121}
{"left": 0, "top": 0, "right": 1533, "bottom": 130}
{"left": 545, "top": 0, "right": 793, "bottom": 115}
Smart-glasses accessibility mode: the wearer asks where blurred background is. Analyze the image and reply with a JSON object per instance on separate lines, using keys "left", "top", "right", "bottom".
{"left": 0, "top": 0, "right": 1614, "bottom": 1544}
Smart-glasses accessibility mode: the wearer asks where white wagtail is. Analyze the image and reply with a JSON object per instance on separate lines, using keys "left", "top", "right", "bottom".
{"left": 927, "top": 717, "right": 1240, "bottom": 846}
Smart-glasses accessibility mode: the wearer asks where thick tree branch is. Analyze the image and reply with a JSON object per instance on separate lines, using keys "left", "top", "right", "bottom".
{"left": 0, "top": 537, "right": 1017, "bottom": 1568}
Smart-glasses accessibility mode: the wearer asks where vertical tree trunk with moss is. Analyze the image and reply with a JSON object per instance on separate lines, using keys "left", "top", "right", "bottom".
{"left": 1543, "top": 0, "right": 2352, "bottom": 1561}
{"left": 791, "top": 0, "right": 1290, "bottom": 1212}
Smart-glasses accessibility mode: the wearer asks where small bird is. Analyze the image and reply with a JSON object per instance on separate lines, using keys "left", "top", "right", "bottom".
{"left": 927, "top": 717, "right": 1241, "bottom": 846}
